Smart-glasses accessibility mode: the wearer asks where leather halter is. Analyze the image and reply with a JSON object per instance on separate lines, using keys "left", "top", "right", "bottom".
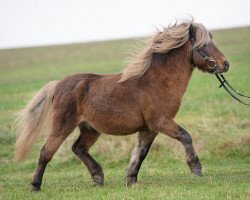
{"left": 189, "top": 32, "right": 250, "bottom": 106}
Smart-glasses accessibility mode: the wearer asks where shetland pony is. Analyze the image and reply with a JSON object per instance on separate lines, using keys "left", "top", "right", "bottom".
{"left": 15, "top": 19, "right": 229, "bottom": 191}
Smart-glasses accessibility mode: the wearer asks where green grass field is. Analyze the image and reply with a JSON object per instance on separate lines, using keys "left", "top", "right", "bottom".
{"left": 0, "top": 27, "right": 249, "bottom": 200}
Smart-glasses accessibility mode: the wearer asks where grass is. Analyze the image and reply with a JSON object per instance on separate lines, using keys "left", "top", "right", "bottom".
{"left": 0, "top": 27, "right": 250, "bottom": 199}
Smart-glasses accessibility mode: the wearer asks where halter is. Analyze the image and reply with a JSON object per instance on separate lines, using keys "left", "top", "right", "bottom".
{"left": 197, "top": 49, "right": 218, "bottom": 71}
{"left": 190, "top": 34, "right": 250, "bottom": 106}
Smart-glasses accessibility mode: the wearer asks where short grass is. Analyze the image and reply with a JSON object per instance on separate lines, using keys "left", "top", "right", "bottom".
{"left": 0, "top": 27, "right": 249, "bottom": 200}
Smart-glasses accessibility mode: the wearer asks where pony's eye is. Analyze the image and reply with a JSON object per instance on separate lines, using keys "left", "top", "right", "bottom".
{"left": 204, "top": 44, "right": 208, "bottom": 48}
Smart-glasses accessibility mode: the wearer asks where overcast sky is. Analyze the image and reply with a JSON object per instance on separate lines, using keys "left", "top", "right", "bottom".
{"left": 0, "top": 0, "right": 250, "bottom": 49}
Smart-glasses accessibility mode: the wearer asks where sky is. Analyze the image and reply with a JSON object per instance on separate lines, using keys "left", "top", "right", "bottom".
{"left": 0, "top": 0, "right": 250, "bottom": 49}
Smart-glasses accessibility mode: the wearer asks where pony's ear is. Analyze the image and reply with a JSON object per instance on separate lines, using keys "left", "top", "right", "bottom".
{"left": 189, "top": 24, "right": 196, "bottom": 40}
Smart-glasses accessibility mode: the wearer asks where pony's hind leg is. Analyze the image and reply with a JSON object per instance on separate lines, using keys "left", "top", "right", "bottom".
{"left": 126, "top": 131, "right": 157, "bottom": 185}
{"left": 154, "top": 118, "right": 202, "bottom": 176}
{"left": 31, "top": 131, "right": 72, "bottom": 191}
{"left": 72, "top": 124, "right": 104, "bottom": 185}
{"left": 31, "top": 110, "right": 78, "bottom": 191}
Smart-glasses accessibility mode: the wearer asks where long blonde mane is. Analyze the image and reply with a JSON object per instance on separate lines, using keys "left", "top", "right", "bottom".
{"left": 118, "top": 20, "right": 211, "bottom": 82}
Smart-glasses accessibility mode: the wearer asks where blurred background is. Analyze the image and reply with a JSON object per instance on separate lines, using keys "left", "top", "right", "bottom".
{"left": 0, "top": 0, "right": 250, "bottom": 49}
{"left": 0, "top": 0, "right": 249, "bottom": 199}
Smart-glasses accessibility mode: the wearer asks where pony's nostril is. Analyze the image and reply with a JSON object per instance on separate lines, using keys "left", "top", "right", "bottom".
{"left": 223, "top": 61, "right": 230, "bottom": 70}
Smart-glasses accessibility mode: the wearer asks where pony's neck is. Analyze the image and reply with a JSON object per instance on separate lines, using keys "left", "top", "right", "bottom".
{"left": 145, "top": 42, "right": 195, "bottom": 94}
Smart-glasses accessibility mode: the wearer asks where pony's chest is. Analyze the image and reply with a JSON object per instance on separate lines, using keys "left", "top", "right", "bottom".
{"left": 140, "top": 89, "right": 183, "bottom": 120}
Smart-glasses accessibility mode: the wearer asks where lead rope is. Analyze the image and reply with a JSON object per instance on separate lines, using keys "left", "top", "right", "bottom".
{"left": 215, "top": 74, "right": 250, "bottom": 106}
{"left": 219, "top": 74, "right": 250, "bottom": 98}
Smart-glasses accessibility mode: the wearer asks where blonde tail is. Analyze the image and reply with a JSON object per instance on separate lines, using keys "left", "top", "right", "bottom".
{"left": 15, "top": 81, "right": 59, "bottom": 161}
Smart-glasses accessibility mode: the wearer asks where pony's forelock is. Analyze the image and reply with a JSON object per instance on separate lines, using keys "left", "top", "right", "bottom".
{"left": 192, "top": 23, "right": 211, "bottom": 49}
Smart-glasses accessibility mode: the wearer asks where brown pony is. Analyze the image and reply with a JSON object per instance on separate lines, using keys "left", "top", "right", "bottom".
{"left": 15, "top": 19, "right": 229, "bottom": 191}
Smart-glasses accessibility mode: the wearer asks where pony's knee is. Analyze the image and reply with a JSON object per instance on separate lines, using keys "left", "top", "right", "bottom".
{"left": 71, "top": 142, "right": 78, "bottom": 154}
{"left": 72, "top": 142, "right": 86, "bottom": 155}
{"left": 71, "top": 143, "right": 80, "bottom": 155}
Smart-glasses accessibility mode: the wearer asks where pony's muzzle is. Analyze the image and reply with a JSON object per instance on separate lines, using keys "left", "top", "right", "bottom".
{"left": 223, "top": 61, "right": 230, "bottom": 72}
{"left": 215, "top": 58, "right": 230, "bottom": 74}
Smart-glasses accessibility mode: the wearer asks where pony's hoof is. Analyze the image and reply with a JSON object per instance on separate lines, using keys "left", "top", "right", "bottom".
{"left": 30, "top": 185, "right": 41, "bottom": 192}
{"left": 187, "top": 159, "right": 203, "bottom": 177}
{"left": 92, "top": 175, "right": 104, "bottom": 186}
{"left": 191, "top": 167, "right": 203, "bottom": 177}
{"left": 126, "top": 176, "right": 137, "bottom": 186}
{"left": 193, "top": 171, "right": 203, "bottom": 177}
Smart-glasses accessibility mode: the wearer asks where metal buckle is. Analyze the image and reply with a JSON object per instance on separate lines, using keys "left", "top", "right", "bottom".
{"left": 207, "top": 59, "right": 217, "bottom": 70}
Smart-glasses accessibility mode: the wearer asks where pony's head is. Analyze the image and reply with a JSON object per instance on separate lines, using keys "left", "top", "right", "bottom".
{"left": 189, "top": 23, "right": 229, "bottom": 74}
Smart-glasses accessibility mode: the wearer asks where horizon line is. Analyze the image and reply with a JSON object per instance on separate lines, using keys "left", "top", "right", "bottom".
{"left": 1, "top": 24, "right": 249, "bottom": 51}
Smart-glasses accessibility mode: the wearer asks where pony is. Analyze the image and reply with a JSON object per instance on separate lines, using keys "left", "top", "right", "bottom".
{"left": 15, "top": 19, "right": 229, "bottom": 191}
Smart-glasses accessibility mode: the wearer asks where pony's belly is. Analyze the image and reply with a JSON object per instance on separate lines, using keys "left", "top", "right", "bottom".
{"left": 83, "top": 113, "right": 144, "bottom": 135}
{"left": 90, "top": 120, "right": 142, "bottom": 135}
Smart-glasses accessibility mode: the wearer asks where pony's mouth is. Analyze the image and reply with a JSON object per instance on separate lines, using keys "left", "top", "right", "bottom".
{"left": 212, "top": 66, "right": 229, "bottom": 74}
{"left": 213, "top": 68, "right": 222, "bottom": 74}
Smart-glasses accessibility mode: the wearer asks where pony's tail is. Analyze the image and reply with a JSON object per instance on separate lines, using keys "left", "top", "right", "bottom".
{"left": 15, "top": 81, "right": 59, "bottom": 161}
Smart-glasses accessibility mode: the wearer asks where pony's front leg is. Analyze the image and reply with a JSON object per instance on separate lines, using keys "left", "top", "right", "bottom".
{"left": 154, "top": 117, "right": 202, "bottom": 176}
{"left": 126, "top": 131, "right": 157, "bottom": 185}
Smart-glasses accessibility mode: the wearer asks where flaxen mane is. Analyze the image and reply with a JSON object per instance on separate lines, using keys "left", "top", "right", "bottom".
{"left": 119, "top": 20, "right": 211, "bottom": 82}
